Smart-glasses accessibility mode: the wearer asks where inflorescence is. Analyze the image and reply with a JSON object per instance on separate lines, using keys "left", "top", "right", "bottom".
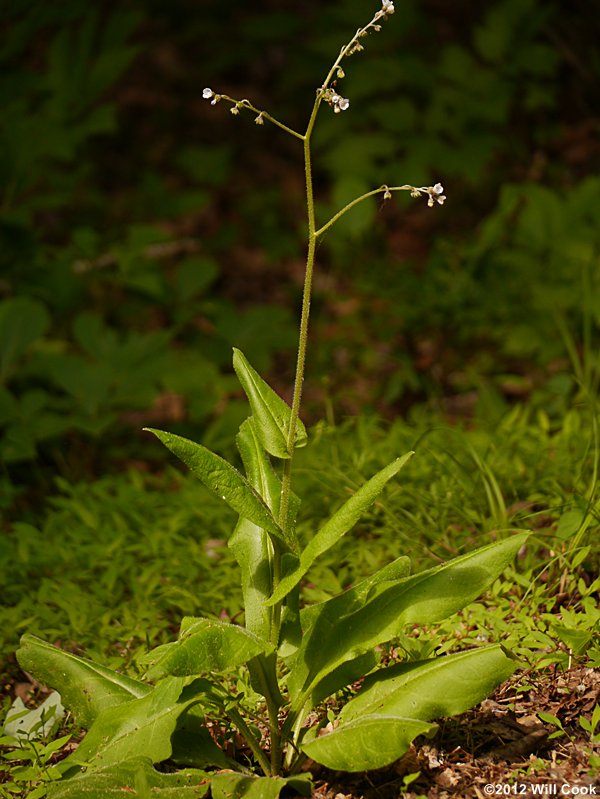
{"left": 201, "top": 1, "right": 446, "bottom": 211}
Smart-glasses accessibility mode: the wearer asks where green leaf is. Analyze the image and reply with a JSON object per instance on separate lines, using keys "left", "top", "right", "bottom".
{"left": 230, "top": 419, "right": 296, "bottom": 640}
{"left": 210, "top": 772, "right": 312, "bottom": 799}
{"left": 340, "top": 645, "right": 517, "bottom": 723}
{"left": 47, "top": 756, "right": 211, "bottom": 798}
{"left": 267, "top": 454, "right": 413, "bottom": 606}
{"left": 16, "top": 635, "right": 150, "bottom": 728}
{"left": 59, "top": 678, "right": 202, "bottom": 772}
{"left": 299, "top": 555, "right": 412, "bottom": 640}
{"left": 289, "top": 533, "right": 528, "bottom": 706}
{"left": 144, "top": 428, "right": 282, "bottom": 539}
{"left": 301, "top": 715, "right": 436, "bottom": 772}
{"left": 171, "top": 708, "right": 237, "bottom": 770}
{"left": 232, "top": 348, "right": 307, "bottom": 459}
{"left": 144, "top": 617, "right": 271, "bottom": 680}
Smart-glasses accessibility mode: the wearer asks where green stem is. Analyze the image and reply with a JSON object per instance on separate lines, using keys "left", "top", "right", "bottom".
{"left": 272, "top": 100, "right": 321, "bottom": 646}
{"left": 316, "top": 184, "right": 416, "bottom": 237}
{"left": 227, "top": 706, "right": 272, "bottom": 777}
{"left": 218, "top": 95, "right": 305, "bottom": 141}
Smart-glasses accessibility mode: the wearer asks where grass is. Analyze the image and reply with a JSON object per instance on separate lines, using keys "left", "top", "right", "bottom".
{"left": 0, "top": 399, "right": 598, "bottom": 796}
{"left": 1, "top": 401, "right": 597, "bottom": 676}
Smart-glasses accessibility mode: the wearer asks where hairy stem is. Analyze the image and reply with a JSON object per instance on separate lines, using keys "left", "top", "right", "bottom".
{"left": 316, "top": 184, "right": 417, "bottom": 237}
{"left": 227, "top": 706, "right": 272, "bottom": 777}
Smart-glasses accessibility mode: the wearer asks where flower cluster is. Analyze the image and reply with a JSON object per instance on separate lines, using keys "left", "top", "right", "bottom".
{"left": 407, "top": 183, "right": 446, "bottom": 207}
{"left": 202, "top": 87, "right": 220, "bottom": 105}
{"left": 321, "top": 88, "right": 350, "bottom": 113}
{"left": 426, "top": 183, "right": 446, "bottom": 207}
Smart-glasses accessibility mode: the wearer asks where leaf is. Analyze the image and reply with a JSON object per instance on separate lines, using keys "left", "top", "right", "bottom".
{"left": 144, "top": 617, "right": 271, "bottom": 680}
{"left": 298, "top": 555, "right": 413, "bottom": 642}
{"left": 59, "top": 678, "right": 202, "bottom": 772}
{"left": 289, "top": 533, "right": 528, "bottom": 706}
{"left": 144, "top": 428, "right": 282, "bottom": 539}
{"left": 47, "top": 756, "right": 211, "bottom": 798}
{"left": 171, "top": 708, "right": 237, "bottom": 770}
{"left": 267, "top": 454, "right": 413, "bottom": 606}
{"left": 232, "top": 348, "right": 307, "bottom": 459}
{"left": 230, "top": 419, "right": 294, "bottom": 641}
{"left": 301, "top": 715, "right": 436, "bottom": 772}
{"left": 339, "top": 645, "right": 517, "bottom": 723}
{"left": 210, "top": 772, "right": 312, "bottom": 799}
{"left": 16, "top": 634, "right": 150, "bottom": 728}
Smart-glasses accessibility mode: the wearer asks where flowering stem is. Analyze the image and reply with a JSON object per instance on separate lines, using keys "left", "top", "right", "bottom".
{"left": 316, "top": 184, "right": 417, "bottom": 237}
{"left": 216, "top": 95, "right": 305, "bottom": 141}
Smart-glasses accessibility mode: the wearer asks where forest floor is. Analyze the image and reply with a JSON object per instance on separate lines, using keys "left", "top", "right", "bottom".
{"left": 310, "top": 667, "right": 599, "bottom": 799}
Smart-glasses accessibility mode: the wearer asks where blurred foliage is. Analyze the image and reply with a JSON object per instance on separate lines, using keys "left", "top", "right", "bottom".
{"left": 1, "top": 0, "right": 599, "bottom": 505}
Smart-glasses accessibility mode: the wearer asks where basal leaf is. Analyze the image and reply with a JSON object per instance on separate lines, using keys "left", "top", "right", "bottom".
{"left": 16, "top": 634, "right": 150, "bottom": 728}
{"left": 301, "top": 715, "right": 436, "bottom": 772}
{"left": 267, "top": 454, "right": 412, "bottom": 606}
{"left": 144, "top": 428, "right": 282, "bottom": 539}
{"left": 289, "top": 533, "right": 528, "bottom": 707}
{"left": 144, "top": 617, "right": 271, "bottom": 680}
{"left": 47, "top": 756, "right": 211, "bottom": 798}
{"left": 340, "top": 645, "right": 518, "bottom": 723}
{"left": 211, "top": 772, "right": 312, "bottom": 799}
{"left": 233, "top": 348, "right": 307, "bottom": 459}
{"left": 59, "top": 677, "right": 202, "bottom": 772}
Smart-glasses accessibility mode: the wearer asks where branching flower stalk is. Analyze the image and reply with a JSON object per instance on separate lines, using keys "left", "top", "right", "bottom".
{"left": 15, "top": 3, "right": 528, "bottom": 793}
{"left": 203, "top": 0, "right": 446, "bottom": 772}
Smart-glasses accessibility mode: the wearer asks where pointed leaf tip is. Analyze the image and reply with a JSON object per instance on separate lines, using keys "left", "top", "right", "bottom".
{"left": 144, "top": 427, "right": 282, "bottom": 538}
{"left": 232, "top": 348, "right": 307, "bottom": 459}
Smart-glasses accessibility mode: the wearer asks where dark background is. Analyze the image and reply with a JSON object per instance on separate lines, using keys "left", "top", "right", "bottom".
{"left": 2, "top": 0, "right": 600, "bottom": 508}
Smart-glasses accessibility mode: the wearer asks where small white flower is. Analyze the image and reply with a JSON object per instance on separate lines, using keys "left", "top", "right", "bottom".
{"left": 202, "top": 88, "right": 213, "bottom": 99}
{"left": 382, "top": 0, "right": 395, "bottom": 15}
{"left": 331, "top": 94, "right": 341, "bottom": 105}
{"left": 427, "top": 182, "right": 446, "bottom": 207}
{"left": 254, "top": 113, "right": 264, "bottom": 125}
{"left": 337, "top": 97, "right": 350, "bottom": 111}
{"left": 230, "top": 106, "right": 240, "bottom": 115}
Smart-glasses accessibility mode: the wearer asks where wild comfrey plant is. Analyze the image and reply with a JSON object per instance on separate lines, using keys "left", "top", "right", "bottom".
{"left": 17, "top": 3, "right": 526, "bottom": 796}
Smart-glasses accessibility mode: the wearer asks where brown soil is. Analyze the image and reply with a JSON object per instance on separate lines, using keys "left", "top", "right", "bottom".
{"left": 309, "top": 667, "right": 599, "bottom": 799}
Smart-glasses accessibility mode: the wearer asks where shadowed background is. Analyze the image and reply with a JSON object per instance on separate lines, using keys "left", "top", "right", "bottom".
{"left": 2, "top": 0, "right": 599, "bottom": 505}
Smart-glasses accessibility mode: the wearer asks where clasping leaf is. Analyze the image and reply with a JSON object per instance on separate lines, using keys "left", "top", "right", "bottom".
{"left": 266, "top": 454, "right": 413, "bottom": 606}
{"left": 233, "top": 348, "right": 307, "bottom": 459}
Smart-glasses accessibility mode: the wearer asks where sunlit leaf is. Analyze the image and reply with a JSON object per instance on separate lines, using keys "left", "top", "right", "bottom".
{"left": 301, "top": 715, "right": 436, "bottom": 771}
{"left": 59, "top": 678, "right": 204, "bottom": 772}
{"left": 267, "top": 454, "right": 412, "bottom": 606}
{"left": 289, "top": 533, "right": 528, "bottom": 706}
{"left": 340, "top": 645, "right": 517, "bottom": 722}
{"left": 144, "top": 428, "right": 282, "bottom": 539}
{"left": 47, "top": 756, "right": 211, "bottom": 798}
{"left": 144, "top": 617, "right": 271, "bottom": 680}
{"left": 233, "top": 348, "right": 307, "bottom": 459}
{"left": 17, "top": 634, "right": 150, "bottom": 728}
